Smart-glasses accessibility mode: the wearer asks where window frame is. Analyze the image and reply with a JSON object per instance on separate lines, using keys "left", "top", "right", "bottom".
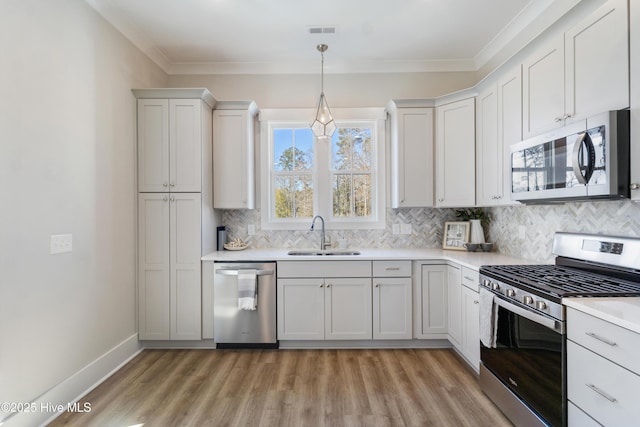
{"left": 260, "top": 108, "right": 386, "bottom": 231}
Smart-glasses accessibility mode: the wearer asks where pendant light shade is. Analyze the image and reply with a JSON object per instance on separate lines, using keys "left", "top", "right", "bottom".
{"left": 311, "top": 44, "right": 336, "bottom": 139}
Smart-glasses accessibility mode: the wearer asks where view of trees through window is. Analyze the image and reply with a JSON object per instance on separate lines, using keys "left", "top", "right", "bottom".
{"left": 332, "top": 127, "right": 372, "bottom": 217}
{"left": 271, "top": 126, "right": 373, "bottom": 220}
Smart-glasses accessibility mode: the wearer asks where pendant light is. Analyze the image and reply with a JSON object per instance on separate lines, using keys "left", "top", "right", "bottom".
{"left": 311, "top": 44, "right": 336, "bottom": 139}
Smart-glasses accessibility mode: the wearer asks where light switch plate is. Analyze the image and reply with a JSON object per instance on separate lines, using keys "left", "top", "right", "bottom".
{"left": 401, "top": 223, "right": 412, "bottom": 235}
{"left": 50, "top": 234, "right": 73, "bottom": 254}
{"left": 392, "top": 224, "right": 400, "bottom": 235}
{"left": 248, "top": 224, "right": 256, "bottom": 235}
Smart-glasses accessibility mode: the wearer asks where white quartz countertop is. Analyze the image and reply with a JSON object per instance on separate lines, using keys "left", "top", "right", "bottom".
{"left": 564, "top": 297, "right": 640, "bottom": 334}
{"left": 201, "top": 247, "right": 534, "bottom": 270}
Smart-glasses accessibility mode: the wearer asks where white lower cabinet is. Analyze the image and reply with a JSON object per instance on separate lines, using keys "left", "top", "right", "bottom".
{"left": 277, "top": 277, "right": 372, "bottom": 340}
{"left": 413, "top": 263, "right": 448, "bottom": 338}
{"left": 448, "top": 263, "right": 480, "bottom": 372}
{"left": 277, "top": 260, "right": 414, "bottom": 341}
{"left": 567, "top": 307, "right": 640, "bottom": 426}
{"left": 325, "top": 278, "right": 373, "bottom": 340}
{"left": 277, "top": 261, "right": 374, "bottom": 341}
{"left": 138, "top": 193, "right": 202, "bottom": 340}
{"left": 447, "top": 264, "right": 462, "bottom": 347}
{"left": 461, "top": 284, "right": 480, "bottom": 371}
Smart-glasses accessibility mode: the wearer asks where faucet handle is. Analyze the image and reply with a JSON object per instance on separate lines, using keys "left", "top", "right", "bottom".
{"left": 323, "top": 238, "right": 332, "bottom": 249}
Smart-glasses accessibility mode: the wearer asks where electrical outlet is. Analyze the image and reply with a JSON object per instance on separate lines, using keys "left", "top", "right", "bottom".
{"left": 401, "top": 223, "right": 412, "bottom": 235}
{"left": 248, "top": 224, "right": 256, "bottom": 235}
{"left": 50, "top": 234, "right": 73, "bottom": 254}
{"left": 392, "top": 224, "right": 400, "bottom": 235}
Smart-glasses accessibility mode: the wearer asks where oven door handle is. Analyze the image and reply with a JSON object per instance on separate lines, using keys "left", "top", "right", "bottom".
{"left": 495, "top": 296, "right": 563, "bottom": 333}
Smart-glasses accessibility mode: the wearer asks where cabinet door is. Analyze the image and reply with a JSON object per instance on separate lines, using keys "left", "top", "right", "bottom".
{"left": 414, "top": 264, "right": 448, "bottom": 338}
{"left": 461, "top": 286, "right": 480, "bottom": 372}
{"left": 565, "top": 0, "right": 629, "bottom": 120}
{"left": 435, "top": 98, "right": 476, "bottom": 207}
{"left": 277, "top": 278, "right": 325, "bottom": 340}
{"left": 325, "top": 278, "right": 372, "bottom": 340}
{"left": 170, "top": 193, "right": 202, "bottom": 340}
{"left": 522, "top": 36, "right": 565, "bottom": 138}
{"left": 137, "top": 99, "right": 169, "bottom": 192}
{"left": 138, "top": 194, "right": 170, "bottom": 340}
{"left": 373, "top": 277, "right": 412, "bottom": 340}
{"left": 392, "top": 107, "right": 434, "bottom": 207}
{"left": 447, "top": 264, "right": 462, "bottom": 349}
{"left": 497, "top": 66, "right": 523, "bottom": 204}
{"left": 476, "top": 84, "right": 500, "bottom": 206}
{"left": 213, "top": 109, "right": 255, "bottom": 209}
{"left": 632, "top": 0, "right": 640, "bottom": 201}
{"left": 170, "top": 99, "right": 202, "bottom": 192}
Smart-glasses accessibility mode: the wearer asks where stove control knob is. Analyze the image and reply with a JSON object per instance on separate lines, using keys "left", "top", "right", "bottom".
{"left": 491, "top": 282, "right": 500, "bottom": 291}
{"left": 536, "top": 301, "right": 547, "bottom": 310}
{"left": 483, "top": 279, "right": 491, "bottom": 288}
{"left": 506, "top": 289, "right": 516, "bottom": 298}
{"left": 523, "top": 296, "right": 534, "bottom": 305}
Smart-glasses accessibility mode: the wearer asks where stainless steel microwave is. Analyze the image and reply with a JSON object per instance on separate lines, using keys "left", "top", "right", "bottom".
{"left": 510, "top": 110, "right": 630, "bottom": 203}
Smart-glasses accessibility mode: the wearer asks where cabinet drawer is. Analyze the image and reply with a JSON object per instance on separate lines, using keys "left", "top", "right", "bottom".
{"left": 461, "top": 267, "right": 479, "bottom": 291}
{"left": 373, "top": 260, "right": 411, "bottom": 277}
{"left": 567, "top": 308, "right": 640, "bottom": 374}
{"left": 277, "top": 261, "right": 371, "bottom": 278}
{"left": 567, "top": 340, "right": 640, "bottom": 426}
{"left": 568, "top": 402, "right": 600, "bottom": 427}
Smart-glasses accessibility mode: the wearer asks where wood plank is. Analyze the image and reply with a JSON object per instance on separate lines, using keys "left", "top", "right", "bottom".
{"left": 49, "top": 348, "right": 511, "bottom": 427}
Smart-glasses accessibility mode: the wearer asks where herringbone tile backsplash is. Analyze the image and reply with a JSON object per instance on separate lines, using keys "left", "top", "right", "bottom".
{"left": 220, "top": 200, "right": 640, "bottom": 263}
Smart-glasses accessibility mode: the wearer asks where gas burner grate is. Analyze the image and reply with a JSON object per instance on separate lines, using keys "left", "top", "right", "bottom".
{"left": 481, "top": 264, "right": 640, "bottom": 298}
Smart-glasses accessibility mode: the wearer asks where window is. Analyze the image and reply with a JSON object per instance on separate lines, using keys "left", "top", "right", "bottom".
{"left": 260, "top": 108, "right": 385, "bottom": 230}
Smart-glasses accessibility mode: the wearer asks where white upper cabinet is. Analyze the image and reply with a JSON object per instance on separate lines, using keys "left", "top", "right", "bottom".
{"left": 522, "top": 35, "right": 565, "bottom": 138}
{"left": 435, "top": 97, "right": 476, "bottom": 207}
{"left": 213, "top": 101, "right": 258, "bottom": 209}
{"left": 137, "top": 98, "right": 206, "bottom": 192}
{"left": 387, "top": 100, "right": 435, "bottom": 208}
{"left": 476, "top": 67, "right": 523, "bottom": 206}
{"left": 523, "top": 0, "right": 629, "bottom": 138}
{"left": 565, "top": 0, "right": 629, "bottom": 121}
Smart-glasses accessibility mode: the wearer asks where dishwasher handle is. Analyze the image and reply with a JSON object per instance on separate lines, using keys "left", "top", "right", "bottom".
{"left": 215, "top": 268, "right": 274, "bottom": 276}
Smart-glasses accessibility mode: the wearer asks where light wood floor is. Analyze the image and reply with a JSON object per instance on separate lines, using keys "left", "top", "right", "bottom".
{"left": 49, "top": 348, "right": 511, "bottom": 427}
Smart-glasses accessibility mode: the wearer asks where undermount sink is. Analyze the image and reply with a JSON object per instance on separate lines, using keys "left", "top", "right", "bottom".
{"left": 287, "top": 250, "right": 361, "bottom": 256}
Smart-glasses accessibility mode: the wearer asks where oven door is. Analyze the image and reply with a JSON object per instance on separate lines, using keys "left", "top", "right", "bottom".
{"left": 481, "top": 295, "right": 565, "bottom": 427}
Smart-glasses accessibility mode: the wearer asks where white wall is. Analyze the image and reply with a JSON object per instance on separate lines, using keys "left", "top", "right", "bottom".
{"left": 0, "top": 0, "right": 166, "bottom": 424}
{"left": 168, "top": 72, "right": 476, "bottom": 108}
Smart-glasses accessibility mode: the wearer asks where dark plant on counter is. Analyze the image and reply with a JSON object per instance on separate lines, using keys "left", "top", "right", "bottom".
{"left": 454, "top": 207, "right": 492, "bottom": 227}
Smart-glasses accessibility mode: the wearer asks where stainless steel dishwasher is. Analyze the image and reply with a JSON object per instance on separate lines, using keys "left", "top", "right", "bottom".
{"left": 213, "top": 261, "right": 277, "bottom": 348}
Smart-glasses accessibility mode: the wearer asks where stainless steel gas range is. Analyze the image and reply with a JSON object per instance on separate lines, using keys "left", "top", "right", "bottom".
{"left": 478, "top": 232, "right": 640, "bottom": 427}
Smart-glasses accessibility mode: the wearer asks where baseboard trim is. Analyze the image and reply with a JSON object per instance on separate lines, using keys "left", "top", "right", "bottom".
{"left": 278, "top": 339, "right": 452, "bottom": 349}
{"left": 3, "top": 334, "right": 141, "bottom": 427}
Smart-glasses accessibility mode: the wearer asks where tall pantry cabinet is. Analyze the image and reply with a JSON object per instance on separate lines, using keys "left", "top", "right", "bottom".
{"left": 133, "top": 88, "right": 217, "bottom": 341}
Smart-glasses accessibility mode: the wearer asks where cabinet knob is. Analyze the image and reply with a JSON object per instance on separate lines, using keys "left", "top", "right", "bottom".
{"left": 170, "top": 197, "right": 175, "bottom": 202}
{"left": 474, "top": 300, "right": 479, "bottom": 304}
{"left": 163, "top": 196, "right": 168, "bottom": 202}
{"left": 326, "top": 284, "right": 331, "bottom": 288}
{"left": 319, "top": 284, "right": 323, "bottom": 288}
{"left": 563, "top": 114, "right": 572, "bottom": 120}
{"left": 631, "top": 183, "right": 640, "bottom": 190}
{"left": 170, "top": 182, "right": 175, "bottom": 187}
{"left": 554, "top": 116, "right": 563, "bottom": 122}
{"left": 163, "top": 183, "right": 168, "bottom": 187}
{"left": 375, "top": 284, "right": 379, "bottom": 288}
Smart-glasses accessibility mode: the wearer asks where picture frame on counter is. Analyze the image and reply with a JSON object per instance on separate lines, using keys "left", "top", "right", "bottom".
{"left": 443, "top": 221, "right": 470, "bottom": 250}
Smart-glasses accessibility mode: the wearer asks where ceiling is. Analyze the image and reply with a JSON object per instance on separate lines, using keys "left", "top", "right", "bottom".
{"left": 85, "top": 0, "right": 580, "bottom": 75}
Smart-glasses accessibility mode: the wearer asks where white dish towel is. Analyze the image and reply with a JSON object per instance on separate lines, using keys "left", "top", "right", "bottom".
{"left": 479, "top": 287, "right": 498, "bottom": 348}
{"left": 237, "top": 270, "right": 257, "bottom": 310}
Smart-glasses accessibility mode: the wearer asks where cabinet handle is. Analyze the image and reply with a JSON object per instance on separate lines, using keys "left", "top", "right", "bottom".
{"left": 563, "top": 114, "right": 572, "bottom": 120}
{"left": 554, "top": 116, "right": 563, "bottom": 122}
{"left": 463, "top": 276, "right": 475, "bottom": 281}
{"left": 585, "top": 331, "right": 617, "bottom": 347}
{"left": 631, "top": 183, "right": 640, "bottom": 190}
{"left": 385, "top": 267, "right": 400, "bottom": 271}
{"left": 474, "top": 300, "right": 479, "bottom": 304}
{"left": 586, "top": 383, "right": 617, "bottom": 403}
